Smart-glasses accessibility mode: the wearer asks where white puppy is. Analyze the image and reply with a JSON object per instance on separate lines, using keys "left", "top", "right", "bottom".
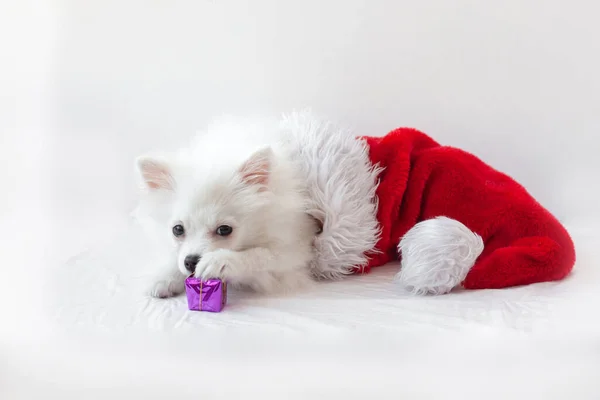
{"left": 136, "top": 116, "right": 320, "bottom": 297}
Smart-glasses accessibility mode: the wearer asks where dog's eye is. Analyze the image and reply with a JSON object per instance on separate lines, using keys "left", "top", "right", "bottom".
{"left": 172, "top": 224, "right": 185, "bottom": 237}
{"left": 216, "top": 225, "right": 233, "bottom": 236}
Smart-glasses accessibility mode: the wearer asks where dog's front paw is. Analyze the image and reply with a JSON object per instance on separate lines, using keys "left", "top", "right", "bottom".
{"left": 194, "top": 250, "right": 233, "bottom": 280}
{"left": 148, "top": 279, "right": 185, "bottom": 299}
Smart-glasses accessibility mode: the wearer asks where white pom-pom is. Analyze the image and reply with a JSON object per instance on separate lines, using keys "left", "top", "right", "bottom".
{"left": 396, "top": 216, "right": 484, "bottom": 295}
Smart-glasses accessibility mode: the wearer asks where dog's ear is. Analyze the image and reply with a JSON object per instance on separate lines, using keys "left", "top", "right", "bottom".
{"left": 239, "top": 147, "right": 273, "bottom": 188}
{"left": 136, "top": 156, "right": 175, "bottom": 191}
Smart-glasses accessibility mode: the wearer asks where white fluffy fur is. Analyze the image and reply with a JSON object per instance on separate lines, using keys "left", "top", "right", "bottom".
{"left": 279, "top": 111, "right": 383, "bottom": 279}
{"left": 135, "top": 115, "right": 317, "bottom": 296}
{"left": 396, "top": 216, "right": 484, "bottom": 295}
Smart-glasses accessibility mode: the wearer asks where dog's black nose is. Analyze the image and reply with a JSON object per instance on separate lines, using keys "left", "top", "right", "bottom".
{"left": 184, "top": 254, "right": 200, "bottom": 273}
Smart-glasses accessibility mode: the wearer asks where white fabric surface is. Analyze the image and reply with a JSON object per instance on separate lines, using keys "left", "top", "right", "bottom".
{"left": 46, "top": 221, "right": 600, "bottom": 337}
{"left": 3, "top": 217, "right": 597, "bottom": 399}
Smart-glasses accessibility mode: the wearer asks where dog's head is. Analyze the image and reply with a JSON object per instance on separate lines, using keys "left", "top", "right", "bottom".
{"left": 136, "top": 145, "right": 277, "bottom": 276}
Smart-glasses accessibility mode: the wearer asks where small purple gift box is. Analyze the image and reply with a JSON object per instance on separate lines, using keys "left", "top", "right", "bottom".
{"left": 185, "top": 277, "right": 228, "bottom": 312}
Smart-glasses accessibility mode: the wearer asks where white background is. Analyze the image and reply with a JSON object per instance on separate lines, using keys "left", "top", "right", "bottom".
{"left": 2, "top": 0, "right": 600, "bottom": 398}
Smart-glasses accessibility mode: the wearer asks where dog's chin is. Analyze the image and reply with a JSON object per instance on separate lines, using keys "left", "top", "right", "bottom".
{"left": 177, "top": 266, "right": 189, "bottom": 277}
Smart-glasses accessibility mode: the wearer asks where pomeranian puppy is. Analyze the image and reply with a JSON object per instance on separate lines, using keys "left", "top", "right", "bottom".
{"left": 135, "top": 115, "right": 326, "bottom": 297}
